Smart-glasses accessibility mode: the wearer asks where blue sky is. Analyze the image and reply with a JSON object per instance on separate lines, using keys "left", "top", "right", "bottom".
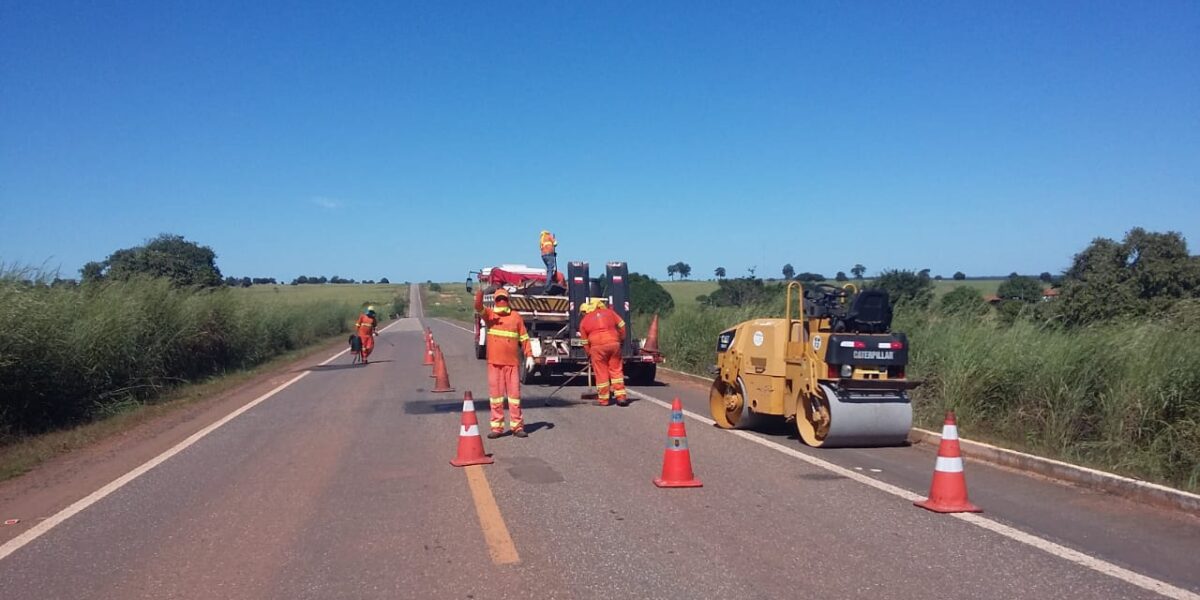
{"left": 2, "top": 1, "right": 1197, "bottom": 282}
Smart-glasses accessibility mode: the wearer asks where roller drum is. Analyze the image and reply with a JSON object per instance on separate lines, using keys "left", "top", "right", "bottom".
{"left": 816, "top": 384, "right": 912, "bottom": 448}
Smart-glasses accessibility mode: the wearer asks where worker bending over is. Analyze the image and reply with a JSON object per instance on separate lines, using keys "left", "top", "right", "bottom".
{"left": 355, "top": 305, "right": 379, "bottom": 363}
{"left": 579, "top": 299, "right": 628, "bottom": 406}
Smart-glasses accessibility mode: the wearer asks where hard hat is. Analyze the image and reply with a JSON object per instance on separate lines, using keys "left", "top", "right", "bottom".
{"left": 592, "top": 298, "right": 607, "bottom": 309}
{"left": 580, "top": 300, "right": 595, "bottom": 313}
{"left": 541, "top": 230, "right": 549, "bottom": 234}
{"left": 493, "top": 288, "right": 510, "bottom": 301}
{"left": 366, "top": 305, "right": 376, "bottom": 313}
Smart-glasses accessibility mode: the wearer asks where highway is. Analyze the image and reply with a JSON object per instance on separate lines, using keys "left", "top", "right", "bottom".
{"left": 0, "top": 285, "right": 1197, "bottom": 599}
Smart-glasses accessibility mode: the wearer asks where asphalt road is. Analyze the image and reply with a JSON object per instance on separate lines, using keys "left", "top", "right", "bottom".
{"left": 0, "top": 285, "right": 1197, "bottom": 599}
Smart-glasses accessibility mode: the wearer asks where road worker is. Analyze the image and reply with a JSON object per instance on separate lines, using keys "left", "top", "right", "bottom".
{"left": 474, "top": 287, "right": 534, "bottom": 438}
{"left": 578, "top": 298, "right": 628, "bottom": 406}
{"left": 539, "top": 230, "right": 558, "bottom": 291}
{"left": 355, "top": 305, "right": 379, "bottom": 363}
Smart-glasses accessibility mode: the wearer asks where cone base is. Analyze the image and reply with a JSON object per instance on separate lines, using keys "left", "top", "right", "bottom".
{"left": 451, "top": 456, "right": 495, "bottom": 467}
{"left": 914, "top": 498, "right": 982, "bottom": 513}
{"left": 654, "top": 477, "right": 702, "bottom": 488}
{"left": 431, "top": 387, "right": 456, "bottom": 393}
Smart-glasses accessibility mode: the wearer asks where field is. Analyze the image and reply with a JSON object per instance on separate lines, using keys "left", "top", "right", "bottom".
{"left": 235, "top": 283, "right": 406, "bottom": 309}
{"left": 420, "top": 283, "right": 475, "bottom": 322}
{"left": 0, "top": 279, "right": 408, "bottom": 458}
{"left": 661, "top": 278, "right": 1003, "bottom": 304}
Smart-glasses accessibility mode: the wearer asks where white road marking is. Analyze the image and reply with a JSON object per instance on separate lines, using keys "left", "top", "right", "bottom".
{"left": 0, "top": 316, "right": 409, "bottom": 562}
{"left": 625, "top": 390, "right": 1199, "bottom": 600}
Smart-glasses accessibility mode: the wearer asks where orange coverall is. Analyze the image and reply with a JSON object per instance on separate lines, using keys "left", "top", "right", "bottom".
{"left": 475, "top": 290, "right": 532, "bottom": 433}
{"left": 579, "top": 306, "right": 627, "bottom": 405}
{"left": 354, "top": 312, "right": 378, "bottom": 360}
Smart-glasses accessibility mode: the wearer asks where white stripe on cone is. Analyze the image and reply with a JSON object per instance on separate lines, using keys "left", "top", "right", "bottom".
{"left": 942, "top": 424, "right": 959, "bottom": 440}
{"left": 461, "top": 400, "right": 473, "bottom": 411}
{"left": 935, "top": 456, "right": 964, "bottom": 473}
{"left": 460, "top": 424, "right": 479, "bottom": 437}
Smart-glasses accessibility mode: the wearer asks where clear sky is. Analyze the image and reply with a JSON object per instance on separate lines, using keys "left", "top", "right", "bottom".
{"left": 2, "top": 1, "right": 1197, "bottom": 283}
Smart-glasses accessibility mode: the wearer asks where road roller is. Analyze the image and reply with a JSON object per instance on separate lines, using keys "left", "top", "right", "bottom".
{"left": 709, "top": 281, "right": 920, "bottom": 447}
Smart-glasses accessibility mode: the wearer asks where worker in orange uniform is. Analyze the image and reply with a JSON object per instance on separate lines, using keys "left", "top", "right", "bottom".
{"left": 355, "top": 305, "right": 379, "bottom": 363}
{"left": 474, "top": 288, "right": 533, "bottom": 438}
{"left": 539, "top": 230, "right": 558, "bottom": 292}
{"left": 578, "top": 299, "right": 628, "bottom": 406}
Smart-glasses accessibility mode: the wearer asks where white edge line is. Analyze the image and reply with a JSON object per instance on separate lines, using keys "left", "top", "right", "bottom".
{"left": 0, "top": 318, "right": 410, "bottom": 562}
{"left": 624, "top": 389, "right": 1199, "bottom": 600}
{"left": 662, "top": 366, "right": 1199, "bottom": 510}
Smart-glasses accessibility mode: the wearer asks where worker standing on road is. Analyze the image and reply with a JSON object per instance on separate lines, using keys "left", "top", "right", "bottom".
{"left": 539, "top": 230, "right": 558, "bottom": 292}
{"left": 475, "top": 288, "right": 533, "bottom": 438}
{"left": 355, "top": 305, "right": 379, "bottom": 364}
{"left": 578, "top": 299, "right": 628, "bottom": 406}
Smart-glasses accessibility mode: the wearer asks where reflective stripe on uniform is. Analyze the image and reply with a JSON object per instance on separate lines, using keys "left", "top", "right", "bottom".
{"left": 490, "top": 397, "right": 504, "bottom": 405}
{"left": 579, "top": 339, "right": 590, "bottom": 345}
{"left": 610, "top": 377, "right": 624, "bottom": 385}
{"left": 509, "top": 398, "right": 521, "bottom": 406}
{"left": 519, "top": 334, "right": 530, "bottom": 342}
{"left": 488, "top": 329, "right": 521, "bottom": 339}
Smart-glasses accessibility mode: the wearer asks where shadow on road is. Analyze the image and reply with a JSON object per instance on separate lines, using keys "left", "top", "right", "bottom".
{"left": 523, "top": 421, "right": 555, "bottom": 434}
{"left": 298, "top": 360, "right": 395, "bottom": 373}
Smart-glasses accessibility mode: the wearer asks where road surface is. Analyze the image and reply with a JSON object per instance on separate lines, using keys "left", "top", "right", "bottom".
{"left": 0, "top": 285, "right": 1197, "bottom": 599}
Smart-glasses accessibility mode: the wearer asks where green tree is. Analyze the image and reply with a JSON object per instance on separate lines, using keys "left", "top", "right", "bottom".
{"left": 620, "top": 272, "right": 674, "bottom": 315}
{"left": 1039, "top": 271, "right": 1054, "bottom": 283}
{"left": 835, "top": 271, "right": 848, "bottom": 282}
{"left": 667, "top": 264, "right": 677, "bottom": 280}
{"left": 795, "top": 272, "right": 826, "bottom": 282}
{"left": 101, "top": 234, "right": 222, "bottom": 287}
{"left": 380, "top": 277, "right": 390, "bottom": 284}
{"left": 705, "top": 277, "right": 780, "bottom": 307}
{"left": 714, "top": 267, "right": 726, "bottom": 279}
{"left": 80, "top": 261, "right": 106, "bottom": 284}
{"left": 851, "top": 264, "right": 866, "bottom": 279}
{"left": 953, "top": 271, "right": 966, "bottom": 280}
{"left": 1056, "top": 228, "right": 1200, "bottom": 325}
{"left": 998, "top": 275, "right": 1043, "bottom": 303}
{"left": 677, "top": 262, "right": 692, "bottom": 279}
{"left": 782, "top": 263, "right": 795, "bottom": 280}
{"left": 939, "top": 285, "right": 987, "bottom": 315}
{"left": 873, "top": 269, "right": 934, "bottom": 309}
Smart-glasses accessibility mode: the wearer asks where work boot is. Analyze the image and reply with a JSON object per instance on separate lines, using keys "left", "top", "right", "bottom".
{"left": 513, "top": 429, "right": 528, "bottom": 438}
{"left": 591, "top": 400, "right": 610, "bottom": 407}
{"left": 487, "top": 431, "right": 504, "bottom": 439}
{"left": 616, "top": 398, "right": 629, "bottom": 407}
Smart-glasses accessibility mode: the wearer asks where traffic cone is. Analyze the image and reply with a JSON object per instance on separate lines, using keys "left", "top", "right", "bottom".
{"left": 450, "top": 391, "right": 493, "bottom": 467}
{"left": 915, "top": 412, "right": 981, "bottom": 513}
{"left": 654, "top": 397, "right": 702, "bottom": 488}
{"left": 431, "top": 346, "right": 455, "bottom": 393}
{"left": 641, "top": 313, "right": 661, "bottom": 355}
{"left": 423, "top": 333, "right": 435, "bottom": 366}
{"left": 429, "top": 342, "right": 441, "bottom": 377}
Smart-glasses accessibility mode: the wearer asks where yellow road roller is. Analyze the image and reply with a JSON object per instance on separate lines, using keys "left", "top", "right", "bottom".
{"left": 709, "top": 282, "right": 919, "bottom": 447}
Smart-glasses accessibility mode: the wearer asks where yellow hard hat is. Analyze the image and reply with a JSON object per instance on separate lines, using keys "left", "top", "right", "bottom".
{"left": 592, "top": 298, "right": 607, "bottom": 309}
{"left": 541, "top": 230, "right": 550, "bottom": 235}
{"left": 580, "top": 300, "right": 595, "bottom": 313}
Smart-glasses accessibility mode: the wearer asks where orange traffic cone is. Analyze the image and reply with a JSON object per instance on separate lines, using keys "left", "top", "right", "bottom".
{"left": 429, "top": 342, "right": 441, "bottom": 377}
{"left": 431, "top": 346, "right": 456, "bottom": 393}
{"left": 915, "top": 412, "right": 981, "bottom": 513}
{"left": 423, "top": 333, "right": 435, "bottom": 366}
{"left": 450, "top": 391, "right": 493, "bottom": 467}
{"left": 641, "top": 313, "right": 661, "bottom": 355}
{"left": 654, "top": 397, "right": 702, "bottom": 488}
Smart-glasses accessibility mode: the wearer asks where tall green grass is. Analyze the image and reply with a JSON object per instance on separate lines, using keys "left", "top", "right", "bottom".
{"left": 643, "top": 301, "right": 1200, "bottom": 491}
{"left": 0, "top": 276, "right": 373, "bottom": 441}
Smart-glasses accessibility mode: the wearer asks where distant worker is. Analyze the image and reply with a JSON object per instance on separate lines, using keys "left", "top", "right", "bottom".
{"left": 539, "top": 230, "right": 558, "bottom": 292}
{"left": 355, "top": 305, "right": 379, "bottom": 363}
{"left": 475, "top": 288, "right": 534, "bottom": 438}
{"left": 578, "top": 299, "right": 628, "bottom": 406}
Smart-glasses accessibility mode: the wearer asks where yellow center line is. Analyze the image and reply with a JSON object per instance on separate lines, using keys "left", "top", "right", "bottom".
{"left": 464, "top": 465, "right": 520, "bottom": 565}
